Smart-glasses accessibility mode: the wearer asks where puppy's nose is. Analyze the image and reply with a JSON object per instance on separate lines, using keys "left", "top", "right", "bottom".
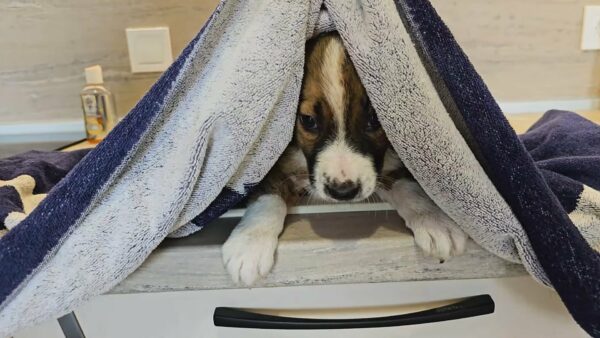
{"left": 324, "top": 180, "right": 361, "bottom": 201}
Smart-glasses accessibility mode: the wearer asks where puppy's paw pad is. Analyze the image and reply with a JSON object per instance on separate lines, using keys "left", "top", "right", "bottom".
{"left": 449, "top": 226, "right": 468, "bottom": 256}
{"left": 222, "top": 231, "right": 278, "bottom": 286}
{"left": 406, "top": 215, "right": 468, "bottom": 261}
{"left": 411, "top": 223, "right": 452, "bottom": 260}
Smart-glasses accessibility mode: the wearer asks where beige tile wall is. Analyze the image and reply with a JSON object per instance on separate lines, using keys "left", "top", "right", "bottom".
{"left": 0, "top": 0, "right": 220, "bottom": 123}
{"left": 1, "top": 0, "right": 599, "bottom": 123}
{"left": 434, "top": 0, "right": 600, "bottom": 102}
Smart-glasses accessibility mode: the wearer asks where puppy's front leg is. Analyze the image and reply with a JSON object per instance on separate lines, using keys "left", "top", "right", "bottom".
{"left": 222, "top": 194, "right": 287, "bottom": 286}
{"left": 378, "top": 179, "right": 468, "bottom": 261}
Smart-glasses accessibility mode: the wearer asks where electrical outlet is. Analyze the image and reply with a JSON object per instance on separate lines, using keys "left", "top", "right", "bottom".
{"left": 126, "top": 27, "right": 173, "bottom": 73}
{"left": 582, "top": 6, "right": 600, "bottom": 50}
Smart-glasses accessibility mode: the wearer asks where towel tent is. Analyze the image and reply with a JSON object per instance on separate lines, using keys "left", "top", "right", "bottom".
{"left": 0, "top": 1, "right": 598, "bottom": 336}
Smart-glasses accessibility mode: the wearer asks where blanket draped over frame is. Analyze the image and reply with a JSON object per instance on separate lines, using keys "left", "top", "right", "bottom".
{"left": 0, "top": 0, "right": 598, "bottom": 336}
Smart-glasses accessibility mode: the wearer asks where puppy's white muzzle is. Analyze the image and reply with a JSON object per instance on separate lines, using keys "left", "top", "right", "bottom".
{"left": 313, "top": 141, "right": 377, "bottom": 202}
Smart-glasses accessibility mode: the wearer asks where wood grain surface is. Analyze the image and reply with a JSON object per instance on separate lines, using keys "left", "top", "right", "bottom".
{"left": 2, "top": 0, "right": 599, "bottom": 123}
{"left": 112, "top": 212, "right": 526, "bottom": 293}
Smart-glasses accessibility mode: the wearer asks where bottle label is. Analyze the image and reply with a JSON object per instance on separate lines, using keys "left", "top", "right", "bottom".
{"left": 82, "top": 94, "right": 98, "bottom": 116}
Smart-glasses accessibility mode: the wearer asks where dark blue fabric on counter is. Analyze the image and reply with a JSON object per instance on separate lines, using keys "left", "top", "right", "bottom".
{"left": 522, "top": 110, "right": 600, "bottom": 204}
{"left": 0, "top": 149, "right": 91, "bottom": 229}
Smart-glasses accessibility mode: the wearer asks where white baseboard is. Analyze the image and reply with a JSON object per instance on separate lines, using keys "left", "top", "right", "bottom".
{"left": 0, "top": 98, "right": 598, "bottom": 145}
{"left": 0, "top": 120, "right": 85, "bottom": 144}
{"left": 498, "top": 98, "right": 600, "bottom": 114}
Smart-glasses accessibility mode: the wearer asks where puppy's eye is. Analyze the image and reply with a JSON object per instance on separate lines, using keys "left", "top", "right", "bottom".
{"left": 366, "top": 112, "right": 381, "bottom": 132}
{"left": 299, "top": 114, "right": 318, "bottom": 131}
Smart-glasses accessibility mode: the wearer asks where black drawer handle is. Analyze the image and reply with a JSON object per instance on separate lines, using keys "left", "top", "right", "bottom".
{"left": 214, "top": 294, "right": 494, "bottom": 330}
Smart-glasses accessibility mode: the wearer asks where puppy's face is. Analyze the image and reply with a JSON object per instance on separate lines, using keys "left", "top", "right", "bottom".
{"left": 295, "top": 34, "right": 389, "bottom": 202}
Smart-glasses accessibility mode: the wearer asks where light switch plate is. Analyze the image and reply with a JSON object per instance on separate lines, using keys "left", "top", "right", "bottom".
{"left": 126, "top": 27, "right": 173, "bottom": 73}
{"left": 582, "top": 6, "right": 600, "bottom": 50}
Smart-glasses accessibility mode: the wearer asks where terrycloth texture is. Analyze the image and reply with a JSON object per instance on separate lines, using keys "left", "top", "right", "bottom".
{"left": 0, "top": 0, "right": 598, "bottom": 336}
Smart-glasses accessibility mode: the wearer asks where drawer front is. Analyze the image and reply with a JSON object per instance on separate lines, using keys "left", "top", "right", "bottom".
{"left": 15, "top": 277, "right": 588, "bottom": 338}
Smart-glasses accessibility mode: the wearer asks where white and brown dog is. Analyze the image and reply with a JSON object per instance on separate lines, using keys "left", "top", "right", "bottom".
{"left": 222, "top": 33, "right": 468, "bottom": 286}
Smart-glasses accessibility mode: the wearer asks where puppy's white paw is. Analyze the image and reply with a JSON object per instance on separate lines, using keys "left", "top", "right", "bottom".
{"left": 405, "top": 213, "right": 467, "bottom": 261}
{"left": 222, "top": 228, "right": 278, "bottom": 286}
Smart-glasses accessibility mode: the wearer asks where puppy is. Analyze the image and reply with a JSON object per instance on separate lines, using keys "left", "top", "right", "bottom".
{"left": 222, "top": 33, "right": 468, "bottom": 286}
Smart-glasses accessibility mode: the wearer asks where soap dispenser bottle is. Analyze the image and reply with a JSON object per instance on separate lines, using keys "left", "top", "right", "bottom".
{"left": 80, "top": 65, "right": 117, "bottom": 142}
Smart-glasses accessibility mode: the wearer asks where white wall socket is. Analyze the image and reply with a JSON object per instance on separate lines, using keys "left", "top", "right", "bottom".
{"left": 126, "top": 27, "right": 174, "bottom": 73}
{"left": 582, "top": 6, "right": 600, "bottom": 50}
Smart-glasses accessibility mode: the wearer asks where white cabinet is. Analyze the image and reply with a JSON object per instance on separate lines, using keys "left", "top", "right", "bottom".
{"left": 14, "top": 276, "right": 588, "bottom": 338}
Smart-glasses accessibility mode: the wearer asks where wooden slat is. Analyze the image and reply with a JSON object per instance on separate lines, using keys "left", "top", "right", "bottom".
{"left": 112, "top": 212, "right": 525, "bottom": 293}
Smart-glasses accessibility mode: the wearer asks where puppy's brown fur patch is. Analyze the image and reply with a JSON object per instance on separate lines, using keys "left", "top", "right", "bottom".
{"left": 296, "top": 33, "right": 389, "bottom": 173}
